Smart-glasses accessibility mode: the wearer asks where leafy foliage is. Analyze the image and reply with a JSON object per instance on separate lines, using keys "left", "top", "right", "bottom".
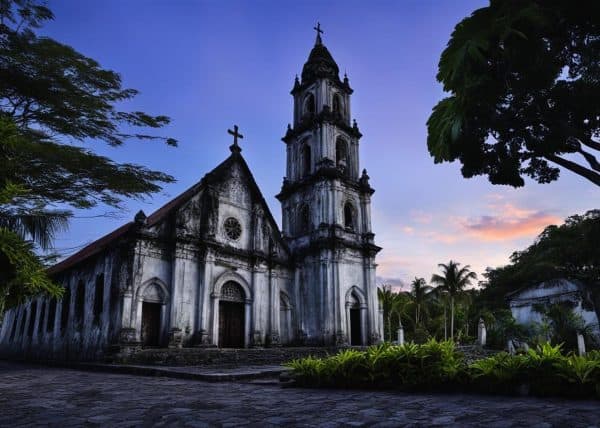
{"left": 288, "top": 341, "right": 600, "bottom": 398}
{"left": 428, "top": 0, "right": 600, "bottom": 187}
{"left": 0, "top": 227, "right": 63, "bottom": 315}
{"left": 0, "top": 0, "right": 176, "bottom": 313}
{"left": 287, "top": 340, "right": 465, "bottom": 390}
{"left": 533, "top": 302, "right": 597, "bottom": 351}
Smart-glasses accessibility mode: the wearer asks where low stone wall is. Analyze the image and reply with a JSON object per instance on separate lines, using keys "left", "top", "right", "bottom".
{"left": 2, "top": 342, "right": 497, "bottom": 367}
{"left": 119, "top": 346, "right": 346, "bottom": 366}
{"left": 456, "top": 345, "right": 499, "bottom": 364}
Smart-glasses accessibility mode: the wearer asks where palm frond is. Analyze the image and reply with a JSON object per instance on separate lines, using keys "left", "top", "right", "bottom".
{"left": 0, "top": 210, "right": 70, "bottom": 249}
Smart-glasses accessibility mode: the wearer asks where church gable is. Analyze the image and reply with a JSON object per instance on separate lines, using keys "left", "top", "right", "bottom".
{"left": 141, "top": 150, "right": 289, "bottom": 262}
{"left": 199, "top": 155, "right": 289, "bottom": 260}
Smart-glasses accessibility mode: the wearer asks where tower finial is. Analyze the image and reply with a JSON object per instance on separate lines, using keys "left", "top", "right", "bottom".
{"left": 313, "top": 22, "right": 323, "bottom": 45}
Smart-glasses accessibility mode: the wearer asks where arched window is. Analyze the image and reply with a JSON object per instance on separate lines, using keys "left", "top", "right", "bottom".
{"left": 344, "top": 202, "right": 355, "bottom": 231}
{"left": 301, "top": 143, "right": 311, "bottom": 177}
{"left": 61, "top": 285, "right": 71, "bottom": 333}
{"left": 75, "top": 279, "right": 85, "bottom": 328}
{"left": 221, "top": 281, "right": 245, "bottom": 302}
{"left": 20, "top": 307, "right": 28, "bottom": 338}
{"left": 303, "top": 93, "right": 315, "bottom": 118}
{"left": 94, "top": 274, "right": 104, "bottom": 326}
{"left": 47, "top": 298, "right": 56, "bottom": 333}
{"left": 336, "top": 138, "right": 348, "bottom": 170}
{"left": 27, "top": 300, "right": 37, "bottom": 338}
{"left": 332, "top": 94, "right": 342, "bottom": 116}
{"left": 298, "top": 204, "right": 310, "bottom": 235}
{"left": 37, "top": 301, "right": 45, "bottom": 335}
{"left": 9, "top": 311, "right": 18, "bottom": 342}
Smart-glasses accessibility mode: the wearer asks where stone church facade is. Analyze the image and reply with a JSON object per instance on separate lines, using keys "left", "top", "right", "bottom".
{"left": 0, "top": 31, "right": 382, "bottom": 360}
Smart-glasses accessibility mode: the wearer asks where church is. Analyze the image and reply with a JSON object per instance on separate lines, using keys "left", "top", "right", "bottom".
{"left": 0, "top": 28, "right": 382, "bottom": 360}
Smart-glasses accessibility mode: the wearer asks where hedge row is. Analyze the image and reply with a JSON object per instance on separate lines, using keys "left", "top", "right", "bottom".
{"left": 285, "top": 340, "right": 600, "bottom": 399}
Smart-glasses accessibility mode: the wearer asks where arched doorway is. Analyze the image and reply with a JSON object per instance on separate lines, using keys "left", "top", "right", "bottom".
{"left": 218, "top": 281, "right": 245, "bottom": 348}
{"left": 349, "top": 293, "right": 362, "bottom": 346}
{"left": 141, "top": 302, "right": 161, "bottom": 347}
{"left": 137, "top": 279, "right": 169, "bottom": 348}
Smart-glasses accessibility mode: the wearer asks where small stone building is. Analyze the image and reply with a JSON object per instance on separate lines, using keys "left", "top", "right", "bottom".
{"left": 507, "top": 278, "right": 600, "bottom": 336}
{"left": 0, "top": 31, "right": 383, "bottom": 360}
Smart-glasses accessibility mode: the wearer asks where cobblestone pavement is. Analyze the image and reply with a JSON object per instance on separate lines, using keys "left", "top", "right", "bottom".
{"left": 0, "top": 361, "right": 598, "bottom": 427}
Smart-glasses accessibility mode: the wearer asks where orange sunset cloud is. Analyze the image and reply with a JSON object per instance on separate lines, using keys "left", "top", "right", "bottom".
{"left": 461, "top": 205, "right": 561, "bottom": 241}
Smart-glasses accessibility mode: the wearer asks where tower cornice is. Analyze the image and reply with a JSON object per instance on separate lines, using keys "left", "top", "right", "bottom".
{"left": 291, "top": 76, "right": 353, "bottom": 96}
{"left": 287, "top": 224, "right": 381, "bottom": 260}
{"left": 276, "top": 166, "right": 375, "bottom": 201}
{"left": 282, "top": 110, "right": 362, "bottom": 144}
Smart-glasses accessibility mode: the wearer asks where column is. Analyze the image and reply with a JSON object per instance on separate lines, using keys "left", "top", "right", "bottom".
{"left": 244, "top": 300, "right": 252, "bottom": 348}
{"left": 197, "top": 250, "right": 214, "bottom": 345}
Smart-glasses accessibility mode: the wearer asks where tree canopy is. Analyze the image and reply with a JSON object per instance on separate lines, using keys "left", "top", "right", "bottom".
{"left": 427, "top": 0, "right": 600, "bottom": 187}
{"left": 0, "top": 0, "right": 176, "bottom": 313}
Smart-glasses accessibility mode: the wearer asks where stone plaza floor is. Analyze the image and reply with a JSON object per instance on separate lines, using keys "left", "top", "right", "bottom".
{"left": 0, "top": 361, "right": 598, "bottom": 427}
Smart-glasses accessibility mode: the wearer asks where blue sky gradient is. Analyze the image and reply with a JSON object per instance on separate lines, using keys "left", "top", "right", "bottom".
{"left": 43, "top": 1, "right": 600, "bottom": 288}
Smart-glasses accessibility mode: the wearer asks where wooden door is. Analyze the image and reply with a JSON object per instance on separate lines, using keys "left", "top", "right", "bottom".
{"left": 350, "top": 308, "right": 361, "bottom": 346}
{"left": 141, "top": 302, "right": 161, "bottom": 347}
{"left": 218, "top": 301, "right": 244, "bottom": 348}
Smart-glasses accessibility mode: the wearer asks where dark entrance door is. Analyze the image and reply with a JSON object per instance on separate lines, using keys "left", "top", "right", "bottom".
{"left": 218, "top": 301, "right": 244, "bottom": 348}
{"left": 141, "top": 302, "right": 161, "bottom": 347}
{"left": 350, "top": 308, "right": 361, "bottom": 345}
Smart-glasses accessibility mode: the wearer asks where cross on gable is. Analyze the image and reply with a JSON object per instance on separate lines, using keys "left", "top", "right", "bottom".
{"left": 228, "top": 125, "right": 244, "bottom": 147}
{"left": 314, "top": 22, "right": 323, "bottom": 36}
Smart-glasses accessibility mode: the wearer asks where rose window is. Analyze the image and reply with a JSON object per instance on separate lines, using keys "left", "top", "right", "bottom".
{"left": 224, "top": 217, "right": 242, "bottom": 240}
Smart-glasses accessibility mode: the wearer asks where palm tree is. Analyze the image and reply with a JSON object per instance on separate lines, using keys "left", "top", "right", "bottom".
{"left": 430, "top": 260, "right": 477, "bottom": 340}
{"left": 0, "top": 207, "right": 68, "bottom": 316}
{"left": 410, "top": 277, "right": 432, "bottom": 329}
{"left": 0, "top": 210, "right": 69, "bottom": 250}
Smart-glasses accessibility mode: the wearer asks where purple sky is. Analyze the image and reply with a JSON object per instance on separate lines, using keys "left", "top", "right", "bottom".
{"left": 44, "top": 1, "right": 600, "bottom": 289}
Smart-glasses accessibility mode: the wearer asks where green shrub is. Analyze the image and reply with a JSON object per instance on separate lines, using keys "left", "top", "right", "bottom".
{"left": 469, "top": 352, "right": 527, "bottom": 394}
{"left": 417, "top": 339, "right": 464, "bottom": 389}
{"left": 286, "top": 339, "right": 465, "bottom": 390}
{"left": 286, "top": 339, "right": 600, "bottom": 399}
{"left": 522, "top": 343, "right": 565, "bottom": 395}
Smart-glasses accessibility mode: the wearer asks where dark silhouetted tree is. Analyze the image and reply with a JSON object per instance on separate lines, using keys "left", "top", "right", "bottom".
{"left": 0, "top": 0, "right": 176, "bottom": 314}
{"left": 428, "top": 1, "right": 600, "bottom": 187}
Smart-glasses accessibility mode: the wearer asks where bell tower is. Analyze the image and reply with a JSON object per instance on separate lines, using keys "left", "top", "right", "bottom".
{"left": 277, "top": 25, "right": 382, "bottom": 345}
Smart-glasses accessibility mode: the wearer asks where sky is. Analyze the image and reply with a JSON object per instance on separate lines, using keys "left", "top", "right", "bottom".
{"left": 42, "top": 0, "right": 600, "bottom": 290}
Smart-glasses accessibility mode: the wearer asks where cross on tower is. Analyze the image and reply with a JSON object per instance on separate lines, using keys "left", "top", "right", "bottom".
{"left": 227, "top": 125, "right": 244, "bottom": 148}
{"left": 313, "top": 22, "right": 323, "bottom": 37}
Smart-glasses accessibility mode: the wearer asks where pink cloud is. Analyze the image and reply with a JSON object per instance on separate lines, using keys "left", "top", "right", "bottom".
{"left": 461, "top": 204, "right": 561, "bottom": 241}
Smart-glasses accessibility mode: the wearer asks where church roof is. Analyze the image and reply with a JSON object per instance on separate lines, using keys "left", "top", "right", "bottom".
{"left": 48, "top": 149, "right": 289, "bottom": 275}
{"left": 301, "top": 37, "right": 340, "bottom": 83}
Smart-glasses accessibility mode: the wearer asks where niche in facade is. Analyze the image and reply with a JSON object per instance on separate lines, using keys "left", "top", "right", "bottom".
{"left": 344, "top": 202, "right": 356, "bottom": 231}
{"left": 303, "top": 93, "right": 315, "bottom": 118}
{"left": 336, "top": 137, "right": 348, "bottom": 172}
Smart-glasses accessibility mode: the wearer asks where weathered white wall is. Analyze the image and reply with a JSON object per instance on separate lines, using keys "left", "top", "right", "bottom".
{"left": 0, "top": 248, "right": 126, "bottom": 361}
{"left": 508, "top": 279, "right": 600, "bottom": 336}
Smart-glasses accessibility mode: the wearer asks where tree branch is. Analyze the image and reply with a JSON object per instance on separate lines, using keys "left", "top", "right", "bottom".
{"left": 579, "top": 137, "right": 600, "bottom": 152}
{"left": 577, "top": 147, "right": 600, "bottom": 172}
{"left": 546, "top": 154, "right": 600, "bottom": 186}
